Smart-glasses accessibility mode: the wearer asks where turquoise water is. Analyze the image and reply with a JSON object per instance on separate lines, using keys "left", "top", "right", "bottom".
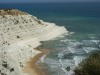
{"left": 32, "top": 3, "right": 100, "bottom": 75}
{"left": 0, "top": 2, "right": 100, "bottom": 75}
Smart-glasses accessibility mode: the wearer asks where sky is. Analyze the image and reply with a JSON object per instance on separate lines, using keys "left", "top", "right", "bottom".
{"left": 0, "top": 0, "right": 100, "bottom": 3}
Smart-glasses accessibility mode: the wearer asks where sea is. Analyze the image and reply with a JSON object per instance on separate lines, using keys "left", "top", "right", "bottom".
{"left": 0, "top": 2, "right": 100, "bottom": 75}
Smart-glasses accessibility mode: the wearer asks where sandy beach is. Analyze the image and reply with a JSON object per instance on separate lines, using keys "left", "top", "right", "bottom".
{"left": 22, "top": 48, "right": 50, "bottom": 75}
{"left": 22, "top": 52, "right": 44, "bottom": 75}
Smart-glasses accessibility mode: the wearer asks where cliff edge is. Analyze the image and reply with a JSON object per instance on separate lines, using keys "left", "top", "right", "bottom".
{"left": 0, "top": 9, "right": 28, "bottom": 15}
{"left": 0, "top": 9, "right": 69, "bottom": 75}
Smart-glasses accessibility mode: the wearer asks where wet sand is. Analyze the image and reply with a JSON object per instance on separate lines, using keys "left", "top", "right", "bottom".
{"left": 22, "top": 48, "right": 50, "bottom": 75}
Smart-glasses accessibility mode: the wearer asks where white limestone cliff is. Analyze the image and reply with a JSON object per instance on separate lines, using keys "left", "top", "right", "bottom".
{"left": 0, "top": 9, "right": 69, "bottom": 75}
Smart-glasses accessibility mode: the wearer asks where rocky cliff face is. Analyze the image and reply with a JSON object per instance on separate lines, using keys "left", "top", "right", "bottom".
{"left": 0, "top": 9, "right": 68, "bottom": 75}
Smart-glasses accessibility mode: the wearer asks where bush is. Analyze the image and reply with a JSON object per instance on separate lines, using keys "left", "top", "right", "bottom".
{"left": 74, "top": 51, "right": 100, "bottom": 75}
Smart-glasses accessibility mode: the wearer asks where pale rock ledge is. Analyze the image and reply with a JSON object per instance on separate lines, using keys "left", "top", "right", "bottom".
{"left": 0, "top": 9, "right": 69, "bottom": 75}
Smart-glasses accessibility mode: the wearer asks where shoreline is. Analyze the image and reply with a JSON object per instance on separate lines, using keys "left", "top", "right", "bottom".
{"left": 22, "top": 48, "right": 50, "bottom": 75}
{"left": 0, "top": 9, "right": 68, "bottom": 75}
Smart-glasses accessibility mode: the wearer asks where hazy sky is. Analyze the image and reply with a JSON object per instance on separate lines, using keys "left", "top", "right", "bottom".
{"left": 0, "top": 0, "right": 100, "bottom": 3}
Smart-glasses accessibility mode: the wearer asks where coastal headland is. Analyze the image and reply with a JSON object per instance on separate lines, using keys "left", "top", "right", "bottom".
{"left": 0, "top": 9, "right": 68, "bottom": 75}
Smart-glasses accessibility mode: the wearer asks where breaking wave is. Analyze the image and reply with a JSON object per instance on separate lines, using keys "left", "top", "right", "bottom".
{"left": 39, "top": 35, "right": 100, "bottom": 75}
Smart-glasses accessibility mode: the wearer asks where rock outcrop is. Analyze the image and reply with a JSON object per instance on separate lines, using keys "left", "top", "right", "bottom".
{"left": 0, "top": 9, "right": 69, "bottom": 75}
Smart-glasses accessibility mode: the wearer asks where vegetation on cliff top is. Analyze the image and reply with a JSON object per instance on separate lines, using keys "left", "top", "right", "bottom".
{"left": 0, "top": 9, "right": 28, "bottom": 15}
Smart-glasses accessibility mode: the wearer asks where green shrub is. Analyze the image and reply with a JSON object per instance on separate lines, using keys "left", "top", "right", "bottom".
{"left": 74, "top": 51, "right": 100, "bottom": 75}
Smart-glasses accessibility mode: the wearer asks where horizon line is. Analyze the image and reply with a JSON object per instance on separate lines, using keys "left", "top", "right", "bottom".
{"left": 0, "top": 1, "right": 100, "bottom": 4}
